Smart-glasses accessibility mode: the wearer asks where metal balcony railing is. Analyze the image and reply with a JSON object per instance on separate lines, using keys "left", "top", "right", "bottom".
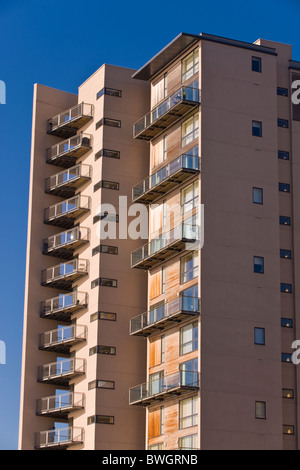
{"left": 133, "top": 86, "right": 200, "bottom": 140}
{"left": 131, "top": 223, "right": 199, "bottom": 269}
{"left": 36, "top": 392, "right": 85, "bottom": 419}
{"left": 38, "top": 358, "right": 86, "bottom": 385}
{"left": 129, "top": 371, "right": 200, "bottom": 406}
{"left": 44, "top": 195, "right": 91, "bottom": 228}
{"left": 47, "top": 102, "right": 93, "bottom": 138}
{"left": 46, "top": 133, "right": 92, "bottom": 167}
{"left": 132, "top": 154, "right": 200, "bottom": 204}
{"left": 130, "top": 296, "right": 200, "bottom": 336}
{"left": 43, "top": 226, "right": 90, "bottom": 259}
{"left": 39, "top": 324, "right": 87, "bottom": 353}
{"left": 45, "top": 163, "right": 92, "bottom": 197}
{"left": 41, "top": 258, "right": 89, "bottom": 290}
{"left": 40, "top": 291, "right": 88, "bottom": 321}
{"left": 35, "top": 426, "right": 84, "bottom": 449}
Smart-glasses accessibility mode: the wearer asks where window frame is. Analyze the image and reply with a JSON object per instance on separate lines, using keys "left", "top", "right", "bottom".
{"left": 254, "top": 256, "right": 264, "bottom": 274}
{"left": 180, "top": 322, "right": 198, "bottom": 356}
{"left": 180, "top": 251, "right": 199, "bottom": 284}
{"left": 252, "top": 56, "right": 262, "bottom": 73}
{"left": 182, "top": 48, "right": 199, "bottom": 83}
{"left": 252, "top": 120, "right": 262, "bottom": 137}
{"left": 255, "top": 401, "right": 266, "bottom": 420}
{"left": 254, "top": 327, "right": 265, "bottom": 345}
{"left": 179, "top": 396, "right": 198, "bottom": 430}
{"left": 252, "top": 187, "right": 263, "bottom": 205}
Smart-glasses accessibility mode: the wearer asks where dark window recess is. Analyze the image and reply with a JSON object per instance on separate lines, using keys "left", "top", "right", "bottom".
{"left": 253, "top": 187, "right": 263, "bottom": 204}
{"left": 280, "top": 249, "right": 292, "bottom": 259}
{"left": 279, "top": 216, "right": 291, "bottom": 226}
{"left": 89, "top": 345, "right": 116, "bottom": 356}
{"left": 93, "top": 213, "right": 119, "bottom": 224}
{"left": 278, "top": 150, "right": 289, "bottom": 160}
{"left": 94, "top": 182, "right": 101, "bottom": 192}
{"left": 281, "top": 318, "right": 293, "bottom": 328}
{"left": 254, "top": 327, "right": 265, "bottom": 345}
{"left": 94, "top": 181, "right": 119, "bottom": 192}
{"left": 282, "top": 353, "right": 293, "bottom": 363}
{"left": 252, "top": 120, "right": 262, "bottom": 137}
{"left": 283, "top": 425, "right": 294, "bottom": 435}
{"left": 282, "top": 389, "right": 294, "bottom": 399}
{"left": 278, "top": 118, "right": 289, "bottom": 128}
{"left": 95, "top": 149, "right": 120, "bottom": 161}
{"left": 252, "top": 56, "right": 262, "bottom": 72}
{"left": 90, "top": 311, "right": 117, "bottom": 322}
{"left": 279, "top": 183, "right": 291, "bottom": 193}
{"left": 254, "top": 256, "right": 264, "bottom": 274}
{"left": 87, "top": 415, "right": 114, "bottom": 425}
{"left": 277, "top": 87, "right": 289, "bottom": 97}
{"left": 280, "top": 283, "right": 292, "bottom": 293}
{"left": 92, "top": 245, "right": 118, "bottom": 256}
{"left": 96, "top": 87, "right": 122, "bottom": 99}
{"left": 96, "top": 118, "right": 121, "bottom": 130}
{"left": 88, "top": 380, "right": 115, "bottom": 390}
{"left": 91, "top": 278, "right": 117, "bottom": 288}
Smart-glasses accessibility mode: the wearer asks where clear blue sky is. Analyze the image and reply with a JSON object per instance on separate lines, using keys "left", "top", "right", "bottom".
{"left": 0, "top": 0, "right": 300, "bottom": 450}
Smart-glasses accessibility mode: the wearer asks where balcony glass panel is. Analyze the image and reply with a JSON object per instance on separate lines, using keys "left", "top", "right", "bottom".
{"left": 38, "top": 358, "right": 86, "bottom": 383}
{"left": 43, "top": 226, "right": 90, "bottom": 257}
{"left": 41, "top": 259, "right": 88, "bottom": 286}
{"left": 44, "top": 195, "right": 90, "bottom": 227}
{"left": 40, "top": 324, "right": 86, "bottom": 350}
{"left": 36, "top": 427, "right": 84, "bottom": 449}
{"left": 46, "top": 133, "right": 92, "bottom": 166}
{"left": 37, "top": 392, "right": 85, "bottom": 416}
{"left": 45, "top": 164, "right": 91, "bottom": 195}
{"left": 40, "top": 291, "right": 88, "bottom": 319}
{"left": 48, "top": 102, "right": 93, "bottom": 136}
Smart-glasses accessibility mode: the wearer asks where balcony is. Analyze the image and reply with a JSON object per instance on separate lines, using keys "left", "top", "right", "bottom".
{"left": 132, "top": 154, "right": 200, "bottom": 204}
{"left": 44, "top": 195, "right": 91, "bottom": 229}
{"left": 129, "top": 371, "right": 200, "bottom": 406}
{"left": 45, "top": 163, "right": 92, "bottom": 198}
{"left": 46, "top": 133, "right": 92, "bottom": 168}
{"left": 39, "top": 324, "right": 87, "bottom": 353}
{"left": 130, "top": 296, "right": 200, "bottom": 336}
{"left": 41, "top": 259, "right": 89, "bottom": 291}
{"left": 131, "top": 223, "right": 199, "bottom": 269}
{"left": 43, "top": 226, "right": 90, "bottom": 260}
{"left": 35, "top": 427, "right": 84, "bottom": 449}
{"left": 133, "top": 86, "right": 200, "bottom": 141}
{"left": 37, "top": 392, "right": 85, "bottom": 419}
{"left": 40, "top": 291, "right": 88, "bottom": 321}
{"left": 38, "top": 358, "right": 86, "bottom": 385}
{"left": 47, "top": 102, "right": 93, "bottom": 138}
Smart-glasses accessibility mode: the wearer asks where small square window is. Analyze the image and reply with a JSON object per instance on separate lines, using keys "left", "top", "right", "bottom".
{"left": 255, "top": 401, "right": 266, "bottom": 419}
{"left": 252, "top": 56, "right": 262, "bottom": 73}
{"left": 252, "top": 120, "right": 262, "bottom": 137}
{"left": 278, "top": 151, "right": 289, "bottom": 161}
{"left": 278, "top": 119, "right": 289, "bottom": 128}
{"left": 280, "top": 249, "right": 292, "bottom": 259}
{"left": 282, "top": 389, "right": 294, "bottom": 399}
{"left": 277, "top": 87, "right": 288, "bottom": 97}
{"left": 281, "top": 283, "right": 292, "bottom": 293}
{"left": 279, "top": 216, "right": 291, "bottom": 226}
{"left": 253, "top": 187, "right": 263, "bottom": 204}
{"left": 254, "top": 327, "right": 265, "bottom": 345}
{"left": 282, "top": 353, "right": 293, "bottom": 363}
{"left": 283, "top": 425, "right": 294, "bottom": 435}
{"left": 102, "top": 180, "right": 119, "bottom": 190}
{"left": 254, "top": 256, "right": 264, "bottom": 274}
{"left": 279, "top": 183, "right": 290, "bottom": 193}
{"left": 281, "top": 318, "right": 293, "bottom": 328}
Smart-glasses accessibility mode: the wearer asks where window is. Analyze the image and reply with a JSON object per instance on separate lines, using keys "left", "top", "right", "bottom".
{"left": 181, "top": 180, "right": 199, "bottom": 214}
{"left": 162, "top": 267, "right": 166, "bottom": 294}
{"left": 161, "top": 406, "right": 165, "bottom": 435}
{"left": 88, "top": 380, "right": 115, "bottom": 390}
{"left": 180, "top": 322, "right": 198, "bottom": 355}
{"left": 163, "top": 73, "right": 168, "bottom": 98}
{"left": 102, "top": 180, "right": 119, "bottom": 190}
{"left": 279, "top": 183, "right": 290, "bottom": 193}
{"left": 152, "top": 75, "right": 167, "bottom": 107}
{"left": 180, "top": 251, "right": 199, "bottom": 284}
{"left": 255, "top": 401, "right": 266, "bottom": 419}
{"left": 283, "top": 425, "right": 294, "bottom": 435}
{"left": 95, "top": 149, "right": 120, "bottom": 160}
{"left": 252, "top": 120, "right": 262, "bottom": 137}
{"left": 90, "top": 311, "right": 116, "bottom": 322}
{"left": 182, "top": 113, "right": 199, "bottom": 147}
{"left": 149, "top": 371, "right": 164, "bottom": 396}
{"left": 282, "top": 389, "right": 294, "bottom": 399}
{"left": 281, "top": 283, "right": 292, "bottom": 293}
{"left": 178, "top": 434, "right": 198, "bottom": 450}
{"left": 92, "top": 245, "right": 118, "bottom": 256}
{"left": 87, "top": 415, "right": 114, "bottom": 425}
{"left": 282, "top": 353, "right": 293, "bottom": 363}
{"left": 96, "top": 87, "right": 122, "bottom": 99}
{"left": 93, "top": 213, "right": 119, "bottom": 224}
{"left": 179, "top": 358, "right": 198, "bottom": 387}
{"left": 254, "top": 256, "right": 264, "bottom": 274}
{"left": 161, "top": 335, "right": 165, "bottom": 364}
{"left": 277, "top": 87, "right": 288, "bottom": 97}
{"left": 163, "top": 136, "right": 167, "bottom": 161}
{"left": 96, "top": 118, "right": 121, "bottom": 130}
{"left": 279, "top": 216, "right": 291, "bottom": 226}
{"left": 254, "top": 327, "right": 265, "bottom": 345}
{"left": 252, "top": 56, "right": 262, "bottom": 72}
{"left": 91, "top": 278, "right": 117, "bottom": 288}
{"left": 89, "top": 345, "right": 116, "bottom": 356}
{"left": 148, "top": 443, "right": 164, "bottom": 450}
{"left": 179, "top": 396, "right": 198, "bottom": 429}
{"left": 281, "top": 318, "right": 293, "bottom": 328}
{"left": 162, "top": 200, "right": 167, "bottom": 227}
{"left": 182, "top": 49, "right": 199, "bottom": 82}
{"left": 278, "top": 119, "right": 289, "bottom": 128}
{"left": 280, "top": 249, "right": 292, "bottom": 259}
{"left": 94, "top": 182, "right": 101, "bottom": 192}
{"left": 253, "top": 187, "right": 263, "bottom": 204}
{"left": 278, "top": 150, "right": 289, "bottom": 161}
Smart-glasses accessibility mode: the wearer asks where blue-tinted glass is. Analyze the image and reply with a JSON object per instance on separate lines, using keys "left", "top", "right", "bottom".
{"left": 254, "top": 328, "right": 265, "bottom": 345}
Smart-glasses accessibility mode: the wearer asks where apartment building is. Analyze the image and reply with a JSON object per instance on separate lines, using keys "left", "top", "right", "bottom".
{"left": 19, "top": 32, "right": 300, "bottom": 450}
